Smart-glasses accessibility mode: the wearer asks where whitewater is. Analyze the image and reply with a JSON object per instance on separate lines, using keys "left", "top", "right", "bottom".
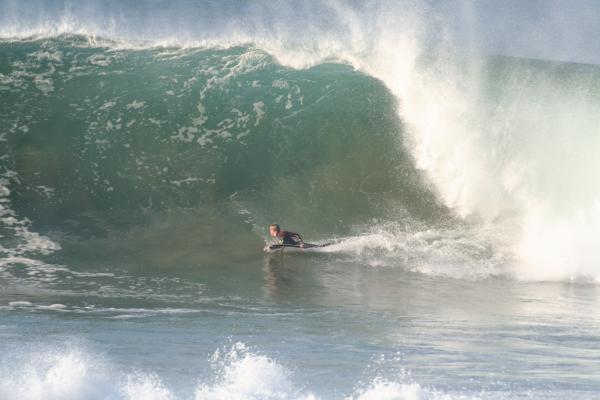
{"left": 2, "top": 1, "right": 600, "bottom": 399}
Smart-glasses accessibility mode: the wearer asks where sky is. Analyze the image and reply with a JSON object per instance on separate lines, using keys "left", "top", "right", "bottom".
{"left": 446, "top": 0, "right": 600, "bottom": 64}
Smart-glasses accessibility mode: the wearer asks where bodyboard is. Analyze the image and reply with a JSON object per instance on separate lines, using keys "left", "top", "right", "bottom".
{"left": 265, "top": 242, "right": 332, "bottom": 252}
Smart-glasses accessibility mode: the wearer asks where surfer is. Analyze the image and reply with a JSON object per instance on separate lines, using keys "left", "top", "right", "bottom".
{"left": 269, "top": 224, "right": 305, "bottom": 248}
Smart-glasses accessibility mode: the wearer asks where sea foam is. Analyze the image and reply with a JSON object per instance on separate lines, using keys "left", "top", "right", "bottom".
{"left": 0, "top": 343, "right": 486, "bottom": 400}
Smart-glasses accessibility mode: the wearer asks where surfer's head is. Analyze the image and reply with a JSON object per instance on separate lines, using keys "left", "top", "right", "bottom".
{"left": 269, "top": 224, "right": 280, "bottom": 237}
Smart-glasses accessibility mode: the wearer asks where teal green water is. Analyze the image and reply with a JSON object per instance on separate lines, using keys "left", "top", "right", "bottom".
{"left": 0, "top": 37, "right": 442, "bottom": 235}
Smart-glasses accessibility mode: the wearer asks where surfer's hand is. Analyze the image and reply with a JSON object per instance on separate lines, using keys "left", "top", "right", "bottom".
{"left": 300, "top": 243, "right": 305, "bottom": 248}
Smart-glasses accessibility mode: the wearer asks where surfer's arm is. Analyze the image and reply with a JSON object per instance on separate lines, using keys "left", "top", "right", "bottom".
{"left": 292, "top": 233, "right": 304, "bottom": 246}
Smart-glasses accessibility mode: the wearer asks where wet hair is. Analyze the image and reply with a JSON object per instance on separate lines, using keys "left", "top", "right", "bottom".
{"left": 269, "top": 223, "right": 280, "bottom": 232}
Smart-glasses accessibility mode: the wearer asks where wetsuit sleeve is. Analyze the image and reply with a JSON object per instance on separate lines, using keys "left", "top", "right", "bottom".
{"left": 279, "top": 231, "right": 304, "bottom": 245}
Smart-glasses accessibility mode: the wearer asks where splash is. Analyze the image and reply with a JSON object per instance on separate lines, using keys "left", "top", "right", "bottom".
{"left": 195, "top": 342, "right": 315, "bottom": 400}
{"left": 0, "top": 343, "right": 503, "bottom": 400}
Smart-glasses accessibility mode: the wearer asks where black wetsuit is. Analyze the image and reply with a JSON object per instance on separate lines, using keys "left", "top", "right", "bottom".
{"left": 276, "top": 230, "right": 303, "bottom": 246}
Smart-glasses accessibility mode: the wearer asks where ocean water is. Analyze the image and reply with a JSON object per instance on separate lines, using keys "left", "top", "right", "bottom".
{"left": 2, "top": 1, "right": 600, "bottom": 399}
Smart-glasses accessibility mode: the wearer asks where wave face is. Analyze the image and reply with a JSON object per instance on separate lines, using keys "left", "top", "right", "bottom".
{"left": 0, "top": 36, "right": 441, "bottom": 237}
{"left": 2, "top": 1, "right": 600, "bottom": 282}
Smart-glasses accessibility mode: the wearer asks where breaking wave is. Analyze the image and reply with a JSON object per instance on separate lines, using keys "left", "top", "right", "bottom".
{"left": 2, "top": 1, "right": 600, "bottom": 282}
